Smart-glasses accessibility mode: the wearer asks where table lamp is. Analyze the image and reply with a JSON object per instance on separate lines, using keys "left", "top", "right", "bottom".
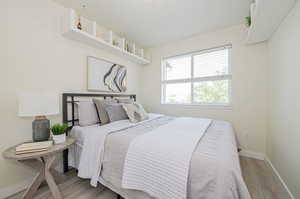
{"left": 18, "top": 92, "right": 59, "bottom": 142}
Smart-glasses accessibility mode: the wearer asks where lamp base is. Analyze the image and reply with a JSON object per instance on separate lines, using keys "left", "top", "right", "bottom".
{"left": 32, "top": 116, "right": 50, "bottom": 142}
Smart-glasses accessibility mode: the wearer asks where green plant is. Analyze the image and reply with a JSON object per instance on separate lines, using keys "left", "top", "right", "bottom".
{"left": 113, "top": 40, "right": 119, "bottom": 46}
{"left": 245, "top": 16, "right": 251, "bottom": 27}
{"left": 50, "top": 123, "right": 68, "bottom": 135}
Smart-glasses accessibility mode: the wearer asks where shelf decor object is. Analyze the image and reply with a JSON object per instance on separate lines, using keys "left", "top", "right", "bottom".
{"left": 62, "top": 8, "right": 150, "bottom": 65}
{"left": 77, "top": 4, "right": 86, "bottom": 30}
{"left": 18, "top": 92, "right": 59, "bottom": 142}
{"left": 245, "top": 16, "right": 251, "bottom": 28}
{"left": 245, "top": 0, "right": 296, "bottom": 44}
{"left": 77, "top": 16, "right": 82, "bottom": 30}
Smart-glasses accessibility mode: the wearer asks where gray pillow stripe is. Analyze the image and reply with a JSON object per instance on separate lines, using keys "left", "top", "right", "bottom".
{"left": 105, "top": 104, "right": 129, "bottom": 122}
{"left": 93, "top": 98, "right": 117, "bottom": 125}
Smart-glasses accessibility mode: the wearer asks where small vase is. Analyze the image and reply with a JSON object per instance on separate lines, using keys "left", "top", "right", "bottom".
{"left": 77, "top": 16, "right": 82, "bottom": 30}
{"left": 52, "top": 134, "right": 66, "bottom": 144}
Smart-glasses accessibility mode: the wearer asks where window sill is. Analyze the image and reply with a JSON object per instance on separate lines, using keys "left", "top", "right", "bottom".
{"left": 161, "top": 103, "right": 232, "bottom": 110}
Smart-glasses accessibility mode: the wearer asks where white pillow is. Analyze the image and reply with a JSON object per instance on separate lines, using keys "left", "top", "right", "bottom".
{"left": 77, "top": 101, "right": 99, "bottom": 126}
{"left": 122, "top": 103, "right": 149, "bottom": 123}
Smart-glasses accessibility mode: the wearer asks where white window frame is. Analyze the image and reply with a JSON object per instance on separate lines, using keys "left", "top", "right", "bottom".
{"left": 161, "top": 44, "right": 232, "bottom": 108}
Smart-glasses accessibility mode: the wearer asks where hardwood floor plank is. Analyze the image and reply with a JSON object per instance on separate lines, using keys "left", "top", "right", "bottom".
{"left": 34, "top": 176, "right": 82, "bottom": 199}
{"left": 6, "top": 157, "right": 291, "bottom": 199}
{"left": 75, "top": 185, "right": 107, "bottom": 199}
{"left": 93, "top": 188, "right": 118, "bottom": 199}
{"left": 63, "top": 180, "right": 91, "bottom": 199}
{"left": 242, "top": 158, "right": 265, "bottom": 199}
{"left": 260, "top": 160, "right": 291, "bottom": 199}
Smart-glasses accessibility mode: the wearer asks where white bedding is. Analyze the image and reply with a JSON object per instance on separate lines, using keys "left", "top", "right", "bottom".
{"left": 70, "top": 124, "right": 99, "bottom": 146}
{"left": 70, "top": 113, "right": 163, "bottom": 146}
{"left": 69, "top": 124, "right": 99, "bottom": 169}
{"left": 74, "top": 113, "right": 163, "bottom": 186}
{"left": 122, "top": 117, "right": 212, "bottom": 199}
{"left": 69, "top": 114, "right": 251, "bottom": 199}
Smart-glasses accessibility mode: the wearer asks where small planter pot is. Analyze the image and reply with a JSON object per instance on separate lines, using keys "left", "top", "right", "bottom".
{"left": 52, "top": 133, "right": 66, "bottom": 144}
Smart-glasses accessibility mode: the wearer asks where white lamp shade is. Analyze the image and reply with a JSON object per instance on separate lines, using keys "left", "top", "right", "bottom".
{"left": 18, "top": 92, "right": 59, "bottom": 117}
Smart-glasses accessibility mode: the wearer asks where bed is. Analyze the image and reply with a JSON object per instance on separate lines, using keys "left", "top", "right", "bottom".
{"left": 62, "top": 93, "right": 251, "bottom": 199}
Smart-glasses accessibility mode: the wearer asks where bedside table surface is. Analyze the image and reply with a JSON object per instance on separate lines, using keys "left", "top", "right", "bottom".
{"left": 2, "top": 137, "right": 75, "bottom": 160}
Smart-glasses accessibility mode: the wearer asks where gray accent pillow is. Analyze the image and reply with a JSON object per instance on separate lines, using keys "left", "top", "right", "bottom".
{"left": 105, "top": 104, "right": 129, "bottom": 122}
{"left": 93, "top": 98, "right": 117, "bottom": 125}
{"left": 117, "top": 98, "right": 134, "bottom": 104}
{"left": 77, "top": 101, "right": 100, "bottom": 126}
{"left": 122, "top": 103, "right": 149, "bottom": 123}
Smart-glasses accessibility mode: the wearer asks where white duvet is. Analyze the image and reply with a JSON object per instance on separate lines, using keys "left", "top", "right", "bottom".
{"left": 75, "top": 114, "right": 251, "bottom": 199}
{"left": 77, "top": 113, "right": 163, "bottom": 186}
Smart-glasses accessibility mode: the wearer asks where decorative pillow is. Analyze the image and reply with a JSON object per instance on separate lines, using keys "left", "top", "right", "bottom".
{"left": 117, "top": 98, "right": 134, "bottom": 104}
{"left": 105, "top": 104, "right": 129, "bottom": 122}
{"left": 77, "top": 101, "right": 100, "bottom": 126}
{"left": 93, "top": 98, "right": 117, "bottom": 125}
{"left": 122, "top": 103, "right": 149, "bottom": 123}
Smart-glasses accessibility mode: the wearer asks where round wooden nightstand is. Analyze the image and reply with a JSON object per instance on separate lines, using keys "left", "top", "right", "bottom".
{"left": 2, "top": 137, "right": 75, "bottom": 199}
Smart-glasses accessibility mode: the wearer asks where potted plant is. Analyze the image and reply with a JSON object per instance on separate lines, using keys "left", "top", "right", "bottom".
{"left": 50, "top": 123, "right": 68, "bottom": 144}
{"left": 245, "top": 16, "right": 251, "bottom": 28}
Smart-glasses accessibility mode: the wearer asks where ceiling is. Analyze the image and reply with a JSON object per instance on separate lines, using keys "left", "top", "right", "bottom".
{"left": 54, "top": 0, "right": 251, "bottom": 47}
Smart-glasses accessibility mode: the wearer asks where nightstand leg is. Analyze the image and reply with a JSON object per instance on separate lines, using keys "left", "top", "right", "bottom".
{"left": 45, "top": 155, "right": 63, "bottom": 199}
{"left": 22, "top": 163, "right": 45, "bottom": 199}
{"left": 22, "top": 155, "right": 63, "bottom": 199}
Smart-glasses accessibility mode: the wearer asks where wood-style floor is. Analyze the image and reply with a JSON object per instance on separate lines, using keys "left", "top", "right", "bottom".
{"left": 7, "top": 157, "right": 291, "bottom": 199}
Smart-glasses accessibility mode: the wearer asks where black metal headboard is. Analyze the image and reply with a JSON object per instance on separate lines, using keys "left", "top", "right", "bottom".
{"left": 62, "top": 92, "right": 136, "bottom": 172}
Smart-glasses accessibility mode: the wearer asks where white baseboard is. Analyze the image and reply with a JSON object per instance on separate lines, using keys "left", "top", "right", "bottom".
{"left": 239, "top": 150, "right": 265, "bottom": 160}
{"left": 0, "top": 177, "right": 33, "bottom": 198}
{"left": 265, "top": 157, "right": 295, "bottom": 199}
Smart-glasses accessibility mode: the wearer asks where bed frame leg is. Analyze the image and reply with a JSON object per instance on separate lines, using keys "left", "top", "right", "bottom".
{"left": 63, "top": 149, "right": 69, "bottom": 173}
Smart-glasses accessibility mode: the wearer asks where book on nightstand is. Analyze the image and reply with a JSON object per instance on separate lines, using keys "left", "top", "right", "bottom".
{"left": 16, "top": 141, "right": 53, "bottom": 155}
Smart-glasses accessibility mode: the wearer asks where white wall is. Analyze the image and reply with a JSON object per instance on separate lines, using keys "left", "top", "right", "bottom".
{"left": 267, "top": 1, "right": 300, "bottom": 198}
{"left": 141, "top": 25, "right": 268, "bottom": 155}
{"left": 0, "top": 0, "right": 142, "bottom": 193}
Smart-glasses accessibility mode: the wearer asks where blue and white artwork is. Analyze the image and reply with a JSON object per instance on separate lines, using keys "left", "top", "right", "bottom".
{"left": 87, "top": 56, "right": 127, "bottom": 92}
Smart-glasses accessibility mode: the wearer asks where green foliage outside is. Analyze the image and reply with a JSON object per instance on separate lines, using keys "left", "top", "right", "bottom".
{"left": 166, "top": 80, "right": 229, "bottom": 104}
{"left": 167, "top": 97, "right": 181, "bottom": 104}
{"left": 50, "top": 123, "right": 68, "bottom": 135}
{"left": 194, "top": 80, "right": 229, "bottom": 104}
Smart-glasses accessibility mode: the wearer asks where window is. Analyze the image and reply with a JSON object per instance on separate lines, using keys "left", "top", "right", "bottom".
{"left": 161, "top": 45, "right": 232, "bottom": 106}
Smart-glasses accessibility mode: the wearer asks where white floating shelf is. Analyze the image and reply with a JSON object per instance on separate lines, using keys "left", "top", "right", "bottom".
{"left": 62, "top": 9, "right": 150, "bottom": 65}
{"left": 245, "top": 0, "right": 296, "bottom": 44}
